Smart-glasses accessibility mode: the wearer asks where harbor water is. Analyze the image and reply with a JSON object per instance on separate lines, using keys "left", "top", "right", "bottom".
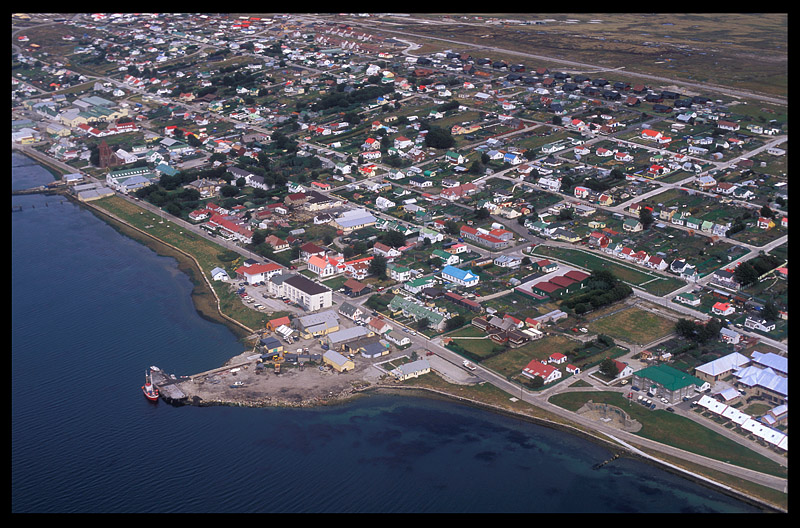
{"left": 11, "top": 153, "right": 768, "bottom": 513}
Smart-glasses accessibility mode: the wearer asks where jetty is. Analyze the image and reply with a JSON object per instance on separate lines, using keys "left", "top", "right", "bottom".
{"left": 592, "top": 453, "right": 621, "bottom": 470}
{"left": 149, "top": 366, "right": 188, "bottom": 404}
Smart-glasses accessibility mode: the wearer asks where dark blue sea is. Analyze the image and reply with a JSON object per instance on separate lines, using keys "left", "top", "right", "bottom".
{"left": 11, "top": 152, "right": 767, "bottom": 513}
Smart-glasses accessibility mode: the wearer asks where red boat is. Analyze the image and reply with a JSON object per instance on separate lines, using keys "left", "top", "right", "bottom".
{"left": 142, "top": 370, "right": 159, "bottom": 402}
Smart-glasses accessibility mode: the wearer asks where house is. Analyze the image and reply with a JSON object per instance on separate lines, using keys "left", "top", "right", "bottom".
{"left": 445, "top": 151, "right": 465, "bottom": 165}
{"left": 265, "top": 235, "right": 289, "bottom": 252}
{"left": 338, "top": 302, "right": 366, "bottom": 323}
{"left": 368, "top": 317, "right": 393, "bottom": 335}
{"left": 372, "top": 242, "right": 402, "bottom": 260}
{"left": 387, "top": 295, "right": 448, "bottom": 331}
{"left": 587, "top": 232, "right": 611, "bottom": 249}
{"left": 719, "top": 327, "right": 741, "bottom": 345}
{"left": 674, "top": 292, "right": 701, "bottom": 307}
{"left": 622, "top": 218, "right": 643, "bottom": 232}
{"left": 404, "top": 276, "right": 436, "bottom": 294}
{"left": 645, "top": 255, "right": 668, "bottom": 271}
{"left": 391, "top": 358, "right": 431, "bottom": 381}
{"left": 493, "top": 255, "right": 522, "bottom": 268}
{"left": 307, "top": 254, "right": 344, "bottom": 278}
{"left": 236, "top": 262, "right": 283, "bottom": 284}
{"left": 342, "top": 278, "right": 371, "bottom": 297}
{"left": 300, "top": 242, "right": 327, "bottom": 261}
{"left": 388, "top": 263, "right": 412, "bottom": 282}
{"left": 210, "top": 267, "right": 229, "bottom": 281}
{"left": 744, "top": 317, "right": 776, "bottom": 332}
{"left": 613, "top": 360, "right": 634, "bottom": 379}
{"left": 440, "top": 182, "right": 478, "bottom": 201}
{"left": 574, "top": 186, "right": 591, "bottom": 199}
{"left": 532, "top": 259, "right": 559, "bottom": 274}
{"left": 375, "top": 196, "right": 396, "bottom": 210}
{"left": 432, "top": 249, "right": 461, "bottom": 266}
{"left": 632, "top": 364, "right": 706, "bottom": 403}
{"left": 548, "top": 352, "right": 567, "bottom": 365}
{"left": 441, "top": 265, "right": 480, "bottom": 288}
{"left": 710, "top": 269, "right": 740, "bottom": 291}
{"left": 521, "top": 360, "right": 562, "bottom": 384}
{"left": 757, "top": 217, "right": 775, "bottom": 230}
{"left": 712, "top": 302, "right": 735, "bottom": 316}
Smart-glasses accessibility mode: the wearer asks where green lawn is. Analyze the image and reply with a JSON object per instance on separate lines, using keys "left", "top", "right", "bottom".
{"left": 531, "top": 245, "right": 685, "bottom": 295}
{"left": 586, "top": 306, "right": 675, "bottom": 345}
{"left": 548, "top": 391, "right": 787, "bottom": 478}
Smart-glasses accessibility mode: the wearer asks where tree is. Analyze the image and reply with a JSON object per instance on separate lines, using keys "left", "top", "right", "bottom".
{"left": 474, "top": 207, "right": 490, "bottom": 220}
{"left": 762, "top": 302, "right": 779, "bottom": 322}
{"left": 417, "top": 317, "right": 430, "bottom": 330}
{"left": 382, "top": 230, "right": 406, "bottom": 248}
{"left": 444, "top": 220, "right": 461, "bottom": 236}
{"left": 220, "top": 185, "right": 239, "bottom": 198}
{"left": 369, "top": 255, "right": 387, "bottom": 279}
{"left": 734, "top": 262, "right": 759, "bottom": 287}
{"left": 445, "top": 315, "right": 465, "bottom": 331}
{"left": 423, "top": 125, "right": 455, "bottom": 149}
{"left": 527, "top": 376, "right": 544, "bottom": 389}
{"left": 639, "top": 208, "right": 654, "bottom": 228}
{"left": 598, "top": 357, "right": 619, "bottom": 379}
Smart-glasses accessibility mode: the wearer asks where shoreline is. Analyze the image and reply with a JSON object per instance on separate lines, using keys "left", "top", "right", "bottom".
{"left": 17, "top": 155, "right": 786, "bottom": 513}
{"left": 170, "top": 379, "right": 785, "bottom": 513}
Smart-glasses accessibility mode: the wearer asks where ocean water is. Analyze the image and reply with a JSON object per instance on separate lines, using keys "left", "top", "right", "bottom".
{"left": 11, "top": 153, "right": 767, "bottom": 513}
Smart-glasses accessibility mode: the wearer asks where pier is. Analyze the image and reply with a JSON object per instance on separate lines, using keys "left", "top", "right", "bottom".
{"left": 149, "top": 367, "right": 188, "bottom": 404}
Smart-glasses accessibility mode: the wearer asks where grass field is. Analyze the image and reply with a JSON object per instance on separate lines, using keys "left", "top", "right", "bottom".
{"left": 585, "top": 306, "right": 675, "bottom": 345}
{"left": 369, "top": 13, "right": 787, "bottom": 99}
{"left": 548, "top": 391, "right": 787, "bottom": 478}
{"left": 483, "top": 334, "right": 576, "bottom": 379}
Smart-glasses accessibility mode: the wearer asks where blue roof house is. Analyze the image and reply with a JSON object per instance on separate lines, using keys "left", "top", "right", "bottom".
{"left": 441, "top": 265, "right": 480, "bottom": 288}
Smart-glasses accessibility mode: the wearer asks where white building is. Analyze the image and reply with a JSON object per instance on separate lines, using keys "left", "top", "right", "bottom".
{"left": 271, "top": 273, "right": 332, "bottom": 312}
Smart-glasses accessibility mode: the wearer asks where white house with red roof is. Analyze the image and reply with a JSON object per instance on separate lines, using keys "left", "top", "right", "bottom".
{"left": 188, "top": 209, "right": 210, "bottom": 222}
{"left": 361, "top": 137, "right": 379, "bottom": 150}
{"left": 368, "top": 317, "right": 392, "bottom": 335}
{"left": 712, "top": 302, "right": 735, "bottom": 316}
{"left": 641, "top": 129, "right": 662, "bottom": 141}
{"left": 548, "top": 352, "right": 567, "bottom": 364}
{"left": 613, "top": 360, "right": 633, "bottom": 379}
{"left": 394, "top": 136, "right": 413, "bottom": 150}
{"left": 574, "top": 186, "right": 591, "bottom": 199}
{"left": 595, "top": 147, "right": 613, "bottom": 157}
{"left": 372, "top": 242, "right": 401, "bottom": 260}
{"left": 522, "top": 360, "right": 562, "bottom": 384}
{"left": 207, "top": 214, "right": 252, "bottom": 244}
{"left": 236, "top": 262, "right": 284, "bottom": 284}
{"left": 645, "top": 255, "right": 668, "bottom": 271}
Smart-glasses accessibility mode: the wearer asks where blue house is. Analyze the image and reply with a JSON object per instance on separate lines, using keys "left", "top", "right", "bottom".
{"left": 441, "top": 265, "right": 480, "bottom": 288}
